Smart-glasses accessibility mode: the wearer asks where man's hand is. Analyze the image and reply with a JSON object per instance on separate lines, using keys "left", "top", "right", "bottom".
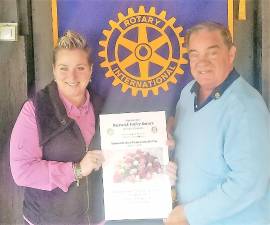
{"left": 164, "top": 205, "right": 189, "bottom": 225}
{"left": 166, "top": 161, "right": 177, "bottom": 186}
{"left": 167, "top": 133, "right": 176, "bottom": 151}
{"left": 167, "top": 116, "right": 176, "bottom": 151}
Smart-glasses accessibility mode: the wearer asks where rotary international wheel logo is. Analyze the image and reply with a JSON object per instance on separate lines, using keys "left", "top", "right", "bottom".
{"left": 99, "top": 6, "right": 188, "bottom": 97}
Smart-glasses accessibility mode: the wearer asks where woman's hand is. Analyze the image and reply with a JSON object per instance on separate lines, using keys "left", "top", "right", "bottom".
{"left": 80, "top": 150, "right": 104, "bottom": 177}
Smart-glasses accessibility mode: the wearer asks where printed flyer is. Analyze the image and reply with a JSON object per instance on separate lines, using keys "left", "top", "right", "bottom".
{"left": 100, "top": 111, "right": 172, "bottom": 220}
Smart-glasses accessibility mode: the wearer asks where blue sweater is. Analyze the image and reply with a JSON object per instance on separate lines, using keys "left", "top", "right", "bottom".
{"left": 174, "top": 74, "right": 270, "bottom": 225}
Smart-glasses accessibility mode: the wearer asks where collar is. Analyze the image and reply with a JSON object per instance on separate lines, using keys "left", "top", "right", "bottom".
{"left": 59, "top": 91, "right": 90, "bottom": 115}
{"left": 190, "top": 68, "right": 240, "bottom": 111}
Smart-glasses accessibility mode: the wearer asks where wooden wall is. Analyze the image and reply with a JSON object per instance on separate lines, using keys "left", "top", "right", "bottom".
{"left": 31, "top": 0, "right": 54, "bottom": 91}
{"left": 0, "top": 0, "right": 54, "bottom": 223}
{"left": 0, "top": 0, "right": 27, "bottom": 224}
{"left": 234, "top": 0, "right": 256, "bottom": 87}
{"left": 261, "top": 0, "right": 270, "bottom": 107}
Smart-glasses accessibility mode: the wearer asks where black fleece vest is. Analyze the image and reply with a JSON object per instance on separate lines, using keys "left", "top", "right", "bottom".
{"left": 23, "top": 81, "right": 104, "bottom": 225}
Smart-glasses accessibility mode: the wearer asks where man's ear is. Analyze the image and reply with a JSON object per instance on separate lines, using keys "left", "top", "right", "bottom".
{"left": 229, "top": 45, "right": 237, "bottom": 64}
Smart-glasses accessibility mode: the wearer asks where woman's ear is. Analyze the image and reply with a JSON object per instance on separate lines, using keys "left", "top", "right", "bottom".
{"left": 52, "top": 64, "right": 55, "bottom": 74}
{"left": 52, "top": 64, "right": 57, "bottom": 81}
{"left": 89, "top": 64, "right": 93, "bottom": 75}
{"left": 89, "top": 64, "right": 93, "bottom": 82}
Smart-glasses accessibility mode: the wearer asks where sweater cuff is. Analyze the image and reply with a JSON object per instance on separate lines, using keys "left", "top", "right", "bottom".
{"left": 58, "top": 162, "right": 76, "bottom": 192}
{"left": 184, "top": 202, "right": 209, "bottom": 225}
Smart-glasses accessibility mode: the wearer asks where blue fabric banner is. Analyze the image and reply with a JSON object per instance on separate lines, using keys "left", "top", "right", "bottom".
{"left": 57, "top": 0, "right": 228, "bottom": 116}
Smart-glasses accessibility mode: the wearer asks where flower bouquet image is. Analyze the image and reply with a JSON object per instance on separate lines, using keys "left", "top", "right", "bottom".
{"left": 113, "top": 149, "right": 162, "bottom": 183}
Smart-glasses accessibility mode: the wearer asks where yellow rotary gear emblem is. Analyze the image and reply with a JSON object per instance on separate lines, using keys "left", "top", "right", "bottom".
{"left": 99, "top": 6, "right": 188, "bottom": 97}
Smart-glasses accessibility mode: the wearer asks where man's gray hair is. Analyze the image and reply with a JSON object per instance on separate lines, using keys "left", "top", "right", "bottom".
{"left": 185, "top": 21, "right": 234, "bottom": 49}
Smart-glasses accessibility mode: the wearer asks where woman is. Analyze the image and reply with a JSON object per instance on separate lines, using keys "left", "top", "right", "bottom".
{"left": 10, "top": 31, "right": 105, "bottom": 225}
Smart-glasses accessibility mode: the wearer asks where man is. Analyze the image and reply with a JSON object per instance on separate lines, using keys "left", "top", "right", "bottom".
{"left": 165, "top": 22, "right": 270, "bottom": 225}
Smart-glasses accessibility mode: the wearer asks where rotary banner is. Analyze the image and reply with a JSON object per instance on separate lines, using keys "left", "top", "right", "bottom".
{"left": 53, "top": 0, "right": 232, "bottom": 118}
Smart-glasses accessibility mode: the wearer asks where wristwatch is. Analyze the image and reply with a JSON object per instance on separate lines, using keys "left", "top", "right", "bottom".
{"left": 73, "top": 162, "right": 83, "bottom": 186}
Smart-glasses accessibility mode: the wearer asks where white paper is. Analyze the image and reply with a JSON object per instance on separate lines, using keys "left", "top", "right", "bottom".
{"left": 100, "top": 111, "right": 172, "bottom": 220}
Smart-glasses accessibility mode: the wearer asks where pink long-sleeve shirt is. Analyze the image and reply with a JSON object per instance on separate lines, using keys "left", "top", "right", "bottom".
{"left": 10, "top": 92, "right": 106, "bottom": 225}
{"left": 10, "top": 91, "right": 95, "bottom": 192}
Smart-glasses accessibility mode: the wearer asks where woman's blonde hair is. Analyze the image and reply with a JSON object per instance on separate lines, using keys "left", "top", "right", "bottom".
{"left": 53, "top": 30, "right": 92, "bottom": 64}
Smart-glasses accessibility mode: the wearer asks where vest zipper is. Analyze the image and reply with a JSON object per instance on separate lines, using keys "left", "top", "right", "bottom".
{"left": 85, "top": 144, "right": 91, "bottom": 225}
